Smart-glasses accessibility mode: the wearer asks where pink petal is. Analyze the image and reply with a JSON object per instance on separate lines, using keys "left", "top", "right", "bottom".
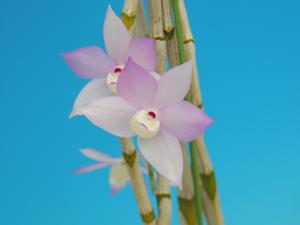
{"left": 154, "top": 61, "right": 193, "bottom": 109}
{"left": 160, "top": 101, "right": 214, "bottom": 142}
{"left": 110, "top": 184, "right": 125, "bottom": 195}
{"left": 138, "top": 129, "right": 183, "bottom": 188}
{"left": 117, "top": 58, "right": 157, "bottom": 109}
{"left": 128, "top": 38, "right": 157, "bottom": 71}
{"left": 104, "top": 6, "right": 130, "bottom": 65}
{"left": 70, "top": 78, "right": 112, "bottom": 117}
{"left": 61, "top": 46, "right": 115, "bottom": 79}
{"left": 79, "top": 148, "right": 121, "bottom": 163}
{"left": 81, "top": 96, "right": 136, "bottom": 137}
{"left": 75, "top": 162, "right": 110, "bottom": 174}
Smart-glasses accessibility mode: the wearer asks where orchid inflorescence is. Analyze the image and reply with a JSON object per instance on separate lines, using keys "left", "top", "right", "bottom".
{"left": 62, "top": 6, "right": 213, "bottom": 190}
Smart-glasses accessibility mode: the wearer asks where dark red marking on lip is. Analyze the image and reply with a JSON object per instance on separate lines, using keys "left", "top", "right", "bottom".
{"left": 148, "top": 111, "right": 156, "bottom": 119}
{"left": 114, "top": 67, "right": 122, "bottom": 73}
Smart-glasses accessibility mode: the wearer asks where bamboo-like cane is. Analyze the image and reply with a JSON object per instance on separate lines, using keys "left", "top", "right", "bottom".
{"left": 148, "top": 1, "right": 172, "bottom": 225}
{"left": 118, "top": 2, "right": 156, "bottom": 225}
{"left": 172, "top": 1, "right": 204, "bottom": 224}
{"left": 162, "top": 0, "right": 180, "bottom": 67}
{"left": 178, "top": 143, "right": 198, "bottom": 225}
{"left": 162, "top": 1, "right": 197, "bottom": 225}
{"left": 177, "top": 1, "right": 225, "bottom": 225}
{"left": 121, "top": 0, "right": 139, "bottom": 30}
{"left": 120, "top": 138, "right": 156, "bottom": 225}
{"left": 129, "top": 0, "right": 148, "bottom": 37}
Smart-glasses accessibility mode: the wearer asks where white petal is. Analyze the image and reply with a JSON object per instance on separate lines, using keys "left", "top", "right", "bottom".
{"left": 104, "top": 6, "right": 130, "bottom": 64}
{"left": 154, "top": 61, "right": 193, "bottom": 109}
{"left": 138, "top": 129, "right": 183, "bottom": 188}
{"left": 70, "top": 78, "right": 112, "bottom": 117}
{"left": 109, "top": 163, "right": 130, "bottom": 194}
{"left": 81, "top": 96, "right": 136, "bottom": 137}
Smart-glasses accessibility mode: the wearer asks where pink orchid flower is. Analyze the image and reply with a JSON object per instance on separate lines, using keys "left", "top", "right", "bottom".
{"left": 76, "top": 148, "right": 146, "bottom": 195}
{"left": 62, "top": 6, "right": 156, "bottom": 117}
{"left": 80, "top": 59, "right": 214, "bottom": 187}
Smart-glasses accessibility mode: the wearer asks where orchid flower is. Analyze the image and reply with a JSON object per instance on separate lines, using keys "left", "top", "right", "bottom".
{"left": 80, "top": 59, "right": 214, "bottom": 187}
{"left": 75, "top": 148, "right": 146, "bottom": 194}
{"left": 62, "top": 6, "right": 156, "bottom": 117}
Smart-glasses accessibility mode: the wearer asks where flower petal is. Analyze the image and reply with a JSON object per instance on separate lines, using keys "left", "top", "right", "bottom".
{"left": 150, "top": 72, "right": 161, "bottom": 81}
{"left": 160, "top": 101, "right": 214, "bottom": 142}
{"left": 117, "top": 58, "right": 157, "bottom": 109}
{"left": 61, "top": 46, "right": 115, "bottom": 79}
{"left": 128, "top": 38, "right": 157, "bottom": 71}
{"left": 70, "top": 78, "right": 112, "bottom": 117}
{"left": 104, "top": 6, "right": 130, "bottom": 65}
{"left": 75, "top": 162, "right": 110, "bottom": 174}
{"left": 138, "top": 129, "right": 183, "bottom": 188}
{"left": 81, "top": 96, "right": 136, "bottom": 137}
{"left": 109, "top": 163, "right": 130, "bottom": 195}
{"left": 69, "top": 78, "right": 113, "bottom": 118}
{"left": 79, "top": 148, "right": 121, "bottom": 163}
{"left": 154, "top": 61, "right": 193, "bottom": 109}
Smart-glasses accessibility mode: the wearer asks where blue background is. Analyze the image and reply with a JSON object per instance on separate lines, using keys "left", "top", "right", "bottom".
{"left": 1, "top": 0, "right": 299, "bottom": 224}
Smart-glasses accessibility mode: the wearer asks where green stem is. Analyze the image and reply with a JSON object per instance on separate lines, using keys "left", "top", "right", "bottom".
{"left": 172, "top": 0, "right": 186, "bottom": 64}
{"left": 173, "top": 1, "right": 203, "bottom": 224}
{"left": 190, "top": 141, "right": 203, "bottom": 225}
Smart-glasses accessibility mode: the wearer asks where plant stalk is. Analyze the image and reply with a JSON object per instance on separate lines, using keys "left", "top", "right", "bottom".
{"left": 121, "top": 0, "right": 139, "bottom": 30}
{"left": 172, "top": 1, "right": 203, "bottom": 225}
{"left": 178, "top": 143, "right": 197, "bottom": 225}
{"left": 148, "top": 1, "right": 172, "bottom": 225}
{"left": 162, "top": 1, "right": 197, "bottom": 224}
{"left": 120, "top": 2, "right": 156, "bottom": 224}
{"left": 120, "top": 138, "right": 156, "bottom": 225}
{"left": 174, "top": 1, "right": 225, "bottom": 225}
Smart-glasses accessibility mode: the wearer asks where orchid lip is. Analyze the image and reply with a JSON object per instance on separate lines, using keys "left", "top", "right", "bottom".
{"left": 106, "top": 65, "right": 124, "bottom": 93}
{"left": 131, "top": 109, "right": 160, "bottom": 139}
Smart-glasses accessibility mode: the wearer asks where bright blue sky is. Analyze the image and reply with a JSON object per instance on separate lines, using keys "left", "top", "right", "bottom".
{"left": 0, "top": 0, "right": 299, "bottom": 225}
